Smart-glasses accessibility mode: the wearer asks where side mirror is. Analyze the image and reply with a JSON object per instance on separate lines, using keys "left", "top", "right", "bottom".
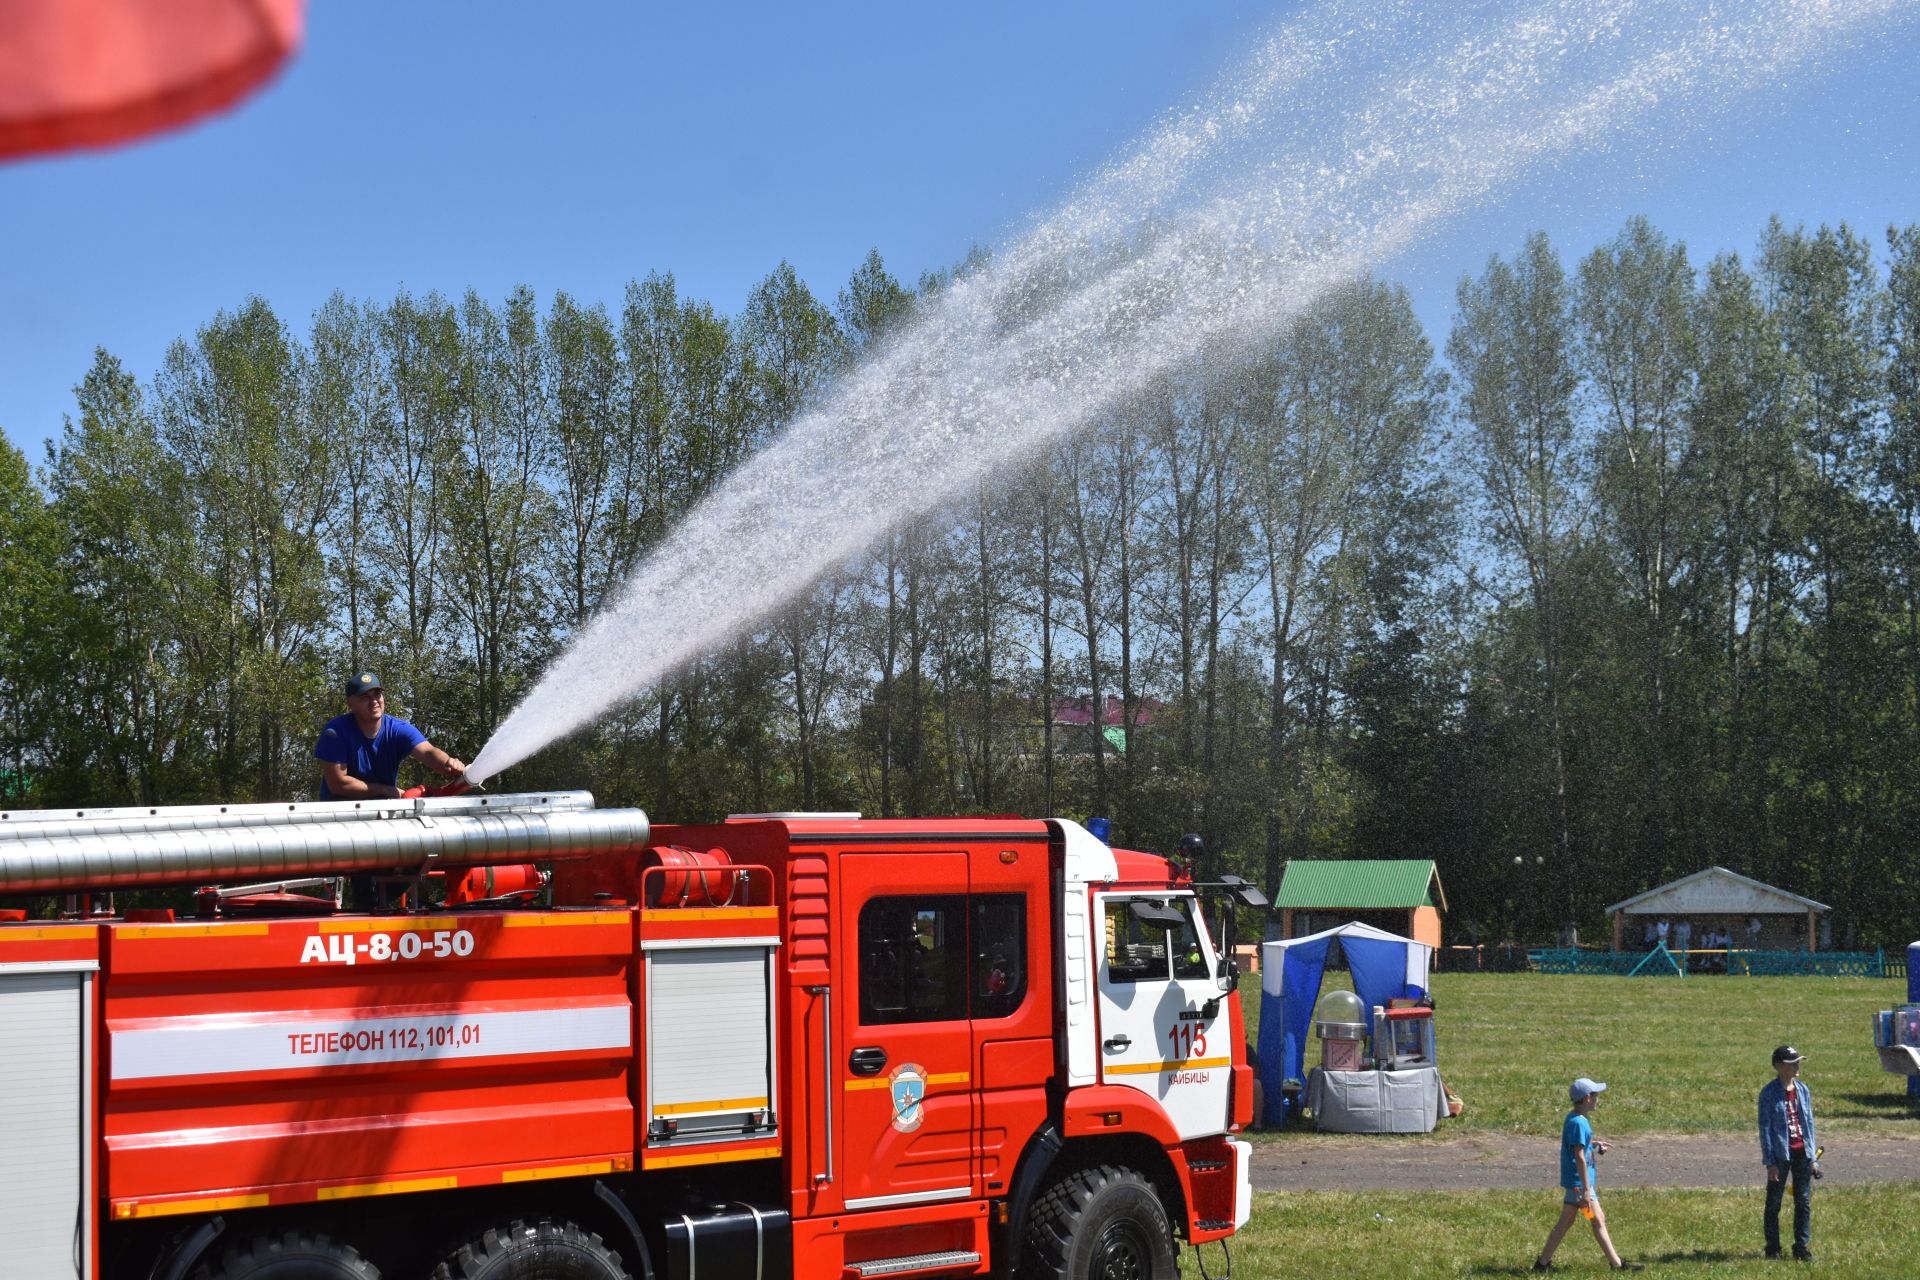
{"left": 1127, "top": 899, "right": 1188, "bottom": 932}
{"left": 1216, "top": 954, "right": 1240, "bottom": 992}
{"left": 1218, "top": 874, "right": 1269, "bottom": 910}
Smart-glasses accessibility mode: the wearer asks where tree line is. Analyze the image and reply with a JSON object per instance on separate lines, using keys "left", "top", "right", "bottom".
{"left": 3, "top": 216, "right": 1917, "bottom": 946}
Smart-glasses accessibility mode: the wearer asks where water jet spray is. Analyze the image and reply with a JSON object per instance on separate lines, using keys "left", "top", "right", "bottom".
{"left": 466, "top": 0, "right": 1912, "bottom": 785}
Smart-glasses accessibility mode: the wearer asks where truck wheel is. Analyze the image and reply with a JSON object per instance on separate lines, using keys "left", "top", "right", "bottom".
{"left": 1022, "top": 1164, "right": 1177, "bottom": 1280}
{"left": 432, "top": 1218, "right": 628, "bottom": 1280}
{"left": 190, "top": 1231, "right": 380, "bottom": 1279}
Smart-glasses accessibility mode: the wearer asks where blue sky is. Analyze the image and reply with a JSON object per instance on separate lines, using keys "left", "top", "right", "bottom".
{"left": 3, "top": 2, "right": 1918, "bottom": 463}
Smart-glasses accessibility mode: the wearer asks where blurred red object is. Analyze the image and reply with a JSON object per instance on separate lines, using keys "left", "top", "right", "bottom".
{"left": 401, "top": 782, "right": 471, "bottom": 799}
{"left": 0, "top": 0, "right": 303, "bottom": 161}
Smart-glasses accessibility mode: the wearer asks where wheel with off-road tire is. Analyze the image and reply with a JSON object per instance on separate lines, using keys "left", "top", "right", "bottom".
{"left": 188, "top": 1230, "right": 381, "bottom": 1280}
{"left": 1022, "top": 1163, "right": 1178, "bottom": 1280}
{"left": 431, "top": 1218, "right": 628, "bottom": 1280}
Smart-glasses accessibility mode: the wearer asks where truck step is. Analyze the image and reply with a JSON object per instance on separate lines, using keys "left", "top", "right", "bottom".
{"left": 847, "top": 1250, "right": 984, "bottom": 1277}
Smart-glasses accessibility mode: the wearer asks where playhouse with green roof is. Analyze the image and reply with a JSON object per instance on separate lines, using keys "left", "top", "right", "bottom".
{"left": 1274, "top": 859, "right": 1448, "bottom": 950}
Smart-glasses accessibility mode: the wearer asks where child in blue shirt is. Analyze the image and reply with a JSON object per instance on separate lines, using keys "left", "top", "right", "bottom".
{"left": 1534, "top": 1078, "right": 1641, "bottom": 1271}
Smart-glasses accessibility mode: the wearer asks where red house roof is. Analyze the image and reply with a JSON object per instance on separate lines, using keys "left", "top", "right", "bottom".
{"left": 1050, "top": 695, "right": 1161, "bottom": 728}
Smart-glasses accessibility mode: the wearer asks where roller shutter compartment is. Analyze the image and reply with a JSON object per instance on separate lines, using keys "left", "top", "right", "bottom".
{"left": 0, "top": 968, "right": 90, "bottom": 1279}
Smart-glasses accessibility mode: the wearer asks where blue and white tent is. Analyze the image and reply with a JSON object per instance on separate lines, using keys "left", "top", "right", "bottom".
{"left": 1256, "top": 921, "right": 1433, "bottom": 1125}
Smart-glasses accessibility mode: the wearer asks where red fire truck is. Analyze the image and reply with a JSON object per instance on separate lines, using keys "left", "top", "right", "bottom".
{"left": 0, "top": 791, "right": 1257, "bottom": 1279}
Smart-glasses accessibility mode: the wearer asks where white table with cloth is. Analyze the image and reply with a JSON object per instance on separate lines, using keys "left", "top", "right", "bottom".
{"left": 1304, "top": 1065, "right": 1444, "bottom": 1133}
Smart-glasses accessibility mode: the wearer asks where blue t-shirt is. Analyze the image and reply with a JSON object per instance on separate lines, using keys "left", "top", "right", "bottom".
{"left": 1560, "top": 1111, "right": 1596, "bottom": 1190}
{"left": 314, "top": 714, "right": 426, "bottom": 798}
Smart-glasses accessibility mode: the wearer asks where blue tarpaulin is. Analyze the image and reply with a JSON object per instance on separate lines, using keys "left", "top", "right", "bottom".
{"left": 1257, "top": 921, "right": 1432, "bottom": 1126}
{"left": 1910, "top": 941, "right": 1919, "bottom": 1102}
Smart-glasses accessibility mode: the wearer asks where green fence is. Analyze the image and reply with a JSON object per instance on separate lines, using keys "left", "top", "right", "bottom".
{"left": 1526, "top": 948, "right": 1646, "bottom": 975}
{"left": 1527, "top": 947, "right": 1898, "bottom": 978}
{"left": 1726, "top": 948, "right": 1889, "bottom": 977}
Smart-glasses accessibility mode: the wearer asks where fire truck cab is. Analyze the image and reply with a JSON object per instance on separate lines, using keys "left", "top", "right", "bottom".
{"left": 0, "top": 795, "right": 1254, "bottom": 1279}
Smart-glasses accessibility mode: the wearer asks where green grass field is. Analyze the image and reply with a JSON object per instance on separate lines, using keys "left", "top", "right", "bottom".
{"left": 1206, "top": 970, "right": 1919, "bottom": 1275}
{"left": 1182, "top": 1185, "right": 1920, "bottom": 1278}
{"left": 1245, "top": 970, "right": 1916, "bottom": 1136}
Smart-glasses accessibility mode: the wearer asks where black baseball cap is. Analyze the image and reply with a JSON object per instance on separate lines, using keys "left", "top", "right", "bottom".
{"left": 1771, "top": 1045, "right": 1805, "bottom": 1064}
{"left": 344, "top": 671, "right": 383, "bottom": 697}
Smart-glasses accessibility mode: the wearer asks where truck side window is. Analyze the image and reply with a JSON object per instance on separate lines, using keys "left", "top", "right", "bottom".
{"left": 859, "top": 895, "right": 968, "bottom": 1025}
{"left": 1103, "top": 900, "right": 1169, "bottom": 983}
{"left": 1172, "top": 903, "right": 1211, "bottom": 980}
{"left": 971, "top": 895, "right": 1027, "bottom": 1018}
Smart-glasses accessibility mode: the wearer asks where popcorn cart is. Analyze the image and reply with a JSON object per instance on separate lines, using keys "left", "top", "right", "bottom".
{"left": 1375, "top": 1003, "right": 1437, "bottom": 1070}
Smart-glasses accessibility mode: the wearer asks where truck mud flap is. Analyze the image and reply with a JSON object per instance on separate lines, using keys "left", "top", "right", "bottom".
{"left": 595, "top": 1181, "right": 657, "bottom": 1280}
{"left": 997, "top": 1121, "right": 1063, "bottom": 1267}
{"left": 147, "top": 1215, "right": 224, "bottom": 1280}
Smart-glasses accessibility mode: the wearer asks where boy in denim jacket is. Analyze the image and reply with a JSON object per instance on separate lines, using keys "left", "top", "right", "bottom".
{"left": 1758, "top": 1045, "right": 1818, "bottom": 1261}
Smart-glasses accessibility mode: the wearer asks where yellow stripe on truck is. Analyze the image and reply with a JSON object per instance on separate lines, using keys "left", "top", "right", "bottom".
{"left": 502, "top": 911, "right": 630, "bottom": 928}
{"left": 640, "top": 907, "right": 777, "bottom": 924}
{"left": 502, "top": 1159, "right": 621, "bottom": 1183}
{"left": 644, "top": 1144, "right": 781, "bottom": 1170}
{"left": 115, "top": 1193, "right": 270, "bottom": 1220}
{"left": 845, "top": 1071, "right": 969, "bottom": 1091}
{"left": 118, "top": 923, "right": 269, "bottom": 939}
{"left": 318, "top": 1176, "right": 458, "bottom": 1201}
{"left": 653, "top": 1095, "right": 769, "bottom": 1116}
{"left": 1106, "top": 1056, "right": 1232, "bottom": 1076}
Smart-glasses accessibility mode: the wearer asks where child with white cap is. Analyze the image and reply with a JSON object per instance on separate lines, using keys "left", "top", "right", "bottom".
{"left": 1534, "top": 1077, "right": 1642, "bottom": 1271}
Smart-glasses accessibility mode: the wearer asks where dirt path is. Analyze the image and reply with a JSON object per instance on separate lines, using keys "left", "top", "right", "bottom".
{"left": 1250, "top": 1132, "right": 1920, "bottom": 1192}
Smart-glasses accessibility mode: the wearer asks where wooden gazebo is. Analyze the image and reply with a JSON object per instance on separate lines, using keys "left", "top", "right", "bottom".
{"left": 1606, "top": 867, "right": 1829, "bottom": 952}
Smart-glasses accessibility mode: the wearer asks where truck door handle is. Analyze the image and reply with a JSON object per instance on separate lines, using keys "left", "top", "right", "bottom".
{"left": 806, "top": 985, "right": 833, "bottom": 1187}
{"left": 849, "top": 1046, "right": 888, "bottom": 1076}
{"left": 1104, "top": 1035, "right": 1132, "bottom": 1052}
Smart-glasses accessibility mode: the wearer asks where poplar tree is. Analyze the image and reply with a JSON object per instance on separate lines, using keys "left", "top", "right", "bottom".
{"left": 1687, "top": 252, "right": 1796, "bottom": 876}
{"left": 546, "top": 292, "right": 621, "bottom": 626}
{"left": 441, "top": 288, "right": 554, "bottom": 741}
{"left": 0, "top": 438, "right": 62, "bottom": 798}
{"left": 50, "top": 351, "right": 212, "bottom": 800}
{"left": 1881, "top": 223, "right": 1920, "bottom": 933}
{"left": 837, "top": 252, "right": 917, "bottom": 815}
{"left": 1137, "top": 369, "right": 1256, "bottom": 850}
{"left": 372, "top": 290, "right": 460, "bottom": 719}
{"left": 1450, "top": 234, "right": 1584, "bottom": 934}
{"left": 157, "top": 299, "right": 332, "bottom": 798}
{"left": 1576, "top": 217, "right": 1699, "bottom": 885}
{"left": 309, "top": 293, "right": 390, "bottom": 671}
{"left": 1759, "top": 220, "right": 1887, "bottom": 916}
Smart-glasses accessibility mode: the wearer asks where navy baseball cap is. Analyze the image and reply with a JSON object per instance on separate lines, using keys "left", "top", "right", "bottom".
{"left": 1772, "top": 1045, "right": 1805, "bottom": 1064}
{"left": 345, "top": 671, "right": 383, "bottom": 697}
{"left": 1570, "top": 1077, "right": 1607, "bottom": 1102}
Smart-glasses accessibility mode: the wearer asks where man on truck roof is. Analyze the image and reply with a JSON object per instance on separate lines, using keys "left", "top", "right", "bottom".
{"left": 315, "top": 671, "right": 465, "bottom": 799}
